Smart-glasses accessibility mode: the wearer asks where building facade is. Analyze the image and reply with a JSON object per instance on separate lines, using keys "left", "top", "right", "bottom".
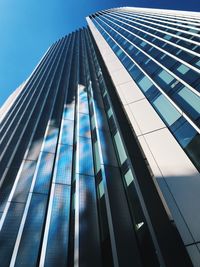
{"left": 0, "top": 7, "right": 200, "bottom": 267}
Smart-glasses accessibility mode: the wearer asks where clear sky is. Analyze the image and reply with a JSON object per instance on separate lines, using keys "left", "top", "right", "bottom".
{"left": 1, "top": 0, "right": 200, "bottom": 106}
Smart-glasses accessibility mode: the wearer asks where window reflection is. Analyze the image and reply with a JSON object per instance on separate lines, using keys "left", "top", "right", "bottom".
{"left": 152, "top": 94, "right": 181, "bottom": 126}
{"left": 33, "top": 152, "right": 55, "bottom": 194}
{"left": 43, "top": 127, "right": 59, "bottom": 153}
{"left": 45, "top": 184, "right": 71, "bottom": 267}
{"left": 79, "top": 114, "right": 91, "bottom": 138}
{"left": 61, "top": 119, "right": 74, "bottom": 146}
{"left": 15, "top": 194, "right": 48, "bottom": 266}
{"left": 56, "top": 145, "right": 73, "bottom": 185}
{"left": 79, "top": 137, "right": 94, "bottom": 176}
{"left": 63, "top": 102, "right": 75, "bottom": 120}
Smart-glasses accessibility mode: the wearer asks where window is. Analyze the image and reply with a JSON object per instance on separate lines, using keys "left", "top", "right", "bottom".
{"left": 124, "top": 169, "right": 134, "bottom": 187}
{"left": 195, "top": 59, "right": 200, "bottom": 67}
{"left": 140, "top": 41, "right": 147, "bottom": 47}
{"left": 116, "top": 49, "right": 123, "bottom": 57}
{"left": 138, "top": 76, "right": 153, "bottom": 92}
{"left": 114, "top": 132, "right": 127, "bottom": 165}
{"left": 128, "top": 44, "right": 134, "bottom": 51}
{"left": 153, "top": 94, "right": 181, "bottom": 126}
{"left": 173, "top": 121, "right": 197, "bottom": 147}
{"left": 164, "top": 35, "right": 172, "bottom": 40}
{"left": 158, "top": 69, "right": 174, "bottom": 84}
{"left": 98, "top": 180, "right": 104, "bottom": 198}
{"left": 177, "top": 87, "right": 200, "bottom": 115}
{"left": 177, "top": 64, "right": 190, "bottom": 75}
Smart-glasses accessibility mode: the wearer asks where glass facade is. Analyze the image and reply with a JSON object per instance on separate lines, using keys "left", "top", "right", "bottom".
{"left": 90, "top": 9, "right": 200, "bottom": 172}
{"left": 0, "top": 6, "right": 199, "bottom": 267}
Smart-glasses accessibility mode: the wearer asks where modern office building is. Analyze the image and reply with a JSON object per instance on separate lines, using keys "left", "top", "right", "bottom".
{"left": 0, "top": 7, "right": 200, "bottom": 267}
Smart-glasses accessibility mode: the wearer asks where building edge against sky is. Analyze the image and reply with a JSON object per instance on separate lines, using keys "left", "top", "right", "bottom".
{"left": 1, "top": 6, "right": 200, "bottom": 267}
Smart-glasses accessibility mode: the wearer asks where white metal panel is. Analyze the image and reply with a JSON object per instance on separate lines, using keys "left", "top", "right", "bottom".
{"left": 119, "top": 81, "right": 145, "bottom": 104}
{"left": 128, "top": 99, "right": 165, "bottom": 135}
{"left": 144, "top": 128, "right": 200, "bottom": 243}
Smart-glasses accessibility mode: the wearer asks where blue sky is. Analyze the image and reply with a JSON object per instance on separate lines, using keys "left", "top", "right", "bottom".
{"left": 1, "top": 0, "right": 200, "bottom": 106}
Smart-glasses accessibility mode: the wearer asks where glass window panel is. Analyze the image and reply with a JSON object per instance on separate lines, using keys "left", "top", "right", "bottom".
{"left": 61, "top": 119, "right": 74, "bottom": 146}
{"left": 0, "top": 202, "right": 25, "bottom": 267}
{"left": 114, "top": 132, "right": 127, "bottom": 165}
{"left": 185, "top": 134, "right": 200, "bottom": 171}
{"left": 107, "top": 108, "right": 113, "bottom": 118}
{"left": 178, "top": 87, "right": 200, "bottom": 115}
{"left": 13, "top": 160, "right": 37, "bottom": 203}
{"left": 79, "top": 137, "right": 94, "bottom": 176}
{"left": 164, "top": 35, "right": 172, "bottom": 40}
{"left": 79, "top": 114, "right": 91, "bottom": 138}
{"left": 153, "top": 94, "right": 181, "bottom": 126}
{"left": 124, "top": 169, "right": 134, "bottom": 187}
{"left": 45, "top": 184, "right": 71, "bottom": 267}
{"left": 56, "top": 144, "right": 73, "bottom": 185}
{"left": 177, "top": 64, "right": 190, "bottom": 74}
{"left": 95, "top": 106, "right": 109, "bottom": 131}
{"left": 116, "top": 49, "right": 123, "bottom": 57}
{"left": 15, "top": 194, "right": 48, "bottom": 267}
{"left": 138, "top": 76, "right": 153, "bottom": 92}
{"left": 158, "top": 69, "right": 174, "bottom": 84}
{"left": 43, "top": 127, "right": 59, "bottom": 153}
{"left": 33, "top": 152, "right": 54, "bottom": 194}
{"left": 79, "top": 88, "right": 89, "bottom": 114}
{"left": 91, "top": 115, "right": 95, "bottom": 130}
{"left": 98, "top": 130, "right": 118, "bottom": 167}
{"left": 79, "top": 174, "right": 101, "bottom": 266}
{"left": 173, "top": 121, "right": 197, "bottom": 147}
{"left": 128, "top": 44, "right": 134, "bottom": 51}
{"left": 195, "top": 59, "right": 200, "bottom": 67}
{"left": 94, "top": 141, "right": 101, "bottom": 174}
{"left": 63, "top": 103, "right": 75, "bottom": 120}
{"left": 0, "top": 167, "right": 19, "bottom": 212}
{"left": 98, "top": 180, "right": 104, "bottom": 198}
{"left": 140, "top": 41, "right": 146, "bottom": 47}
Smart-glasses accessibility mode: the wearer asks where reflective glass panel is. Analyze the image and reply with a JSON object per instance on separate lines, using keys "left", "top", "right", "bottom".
{"left": 138, "top": 76, "right": 153, "bottom": 92}
{"left": 158, "top": 70, "right": 174, "bottom": 84}
{"left": 153, "top": 94, "right": 181, "bottom": 126}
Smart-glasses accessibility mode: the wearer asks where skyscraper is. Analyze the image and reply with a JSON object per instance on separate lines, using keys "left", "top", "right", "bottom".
{"left": 0, "top": 7, "right": 200, "bottom": 267}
